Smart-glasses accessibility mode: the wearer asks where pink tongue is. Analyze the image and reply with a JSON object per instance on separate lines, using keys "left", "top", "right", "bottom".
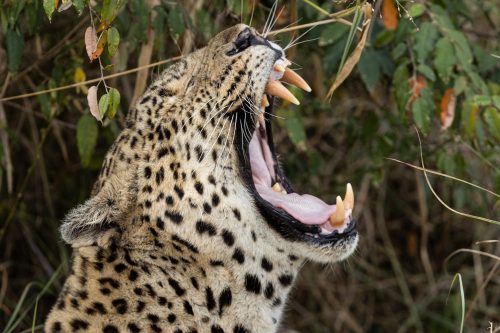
{"left": 256, "top": 185, "right": 336, "bottom": 224}
{"left": 249, "top": 131, "right": 337, "bottom": 225}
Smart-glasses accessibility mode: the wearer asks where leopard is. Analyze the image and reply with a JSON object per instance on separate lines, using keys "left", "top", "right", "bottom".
{"left": 44, "top": 24, "right": 358, "bottom": 333}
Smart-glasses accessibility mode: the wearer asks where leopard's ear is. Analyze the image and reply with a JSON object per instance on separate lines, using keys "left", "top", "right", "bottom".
{"left": 60, "top": 175, "right": 134, "bottom": 247}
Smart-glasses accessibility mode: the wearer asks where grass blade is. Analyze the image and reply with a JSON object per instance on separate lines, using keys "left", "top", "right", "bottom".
{"left": 447, "top": 273, "right": 465, "bottom": 333}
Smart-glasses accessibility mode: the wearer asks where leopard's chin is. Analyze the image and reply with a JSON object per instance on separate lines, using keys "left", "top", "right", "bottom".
{"left": 234, "top": 58, "right": 358, "bottom": 255}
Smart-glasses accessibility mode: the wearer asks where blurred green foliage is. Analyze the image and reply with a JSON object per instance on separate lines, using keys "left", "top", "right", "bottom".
{"left": 0, "top": 0, "right": 499, "bottom": 332}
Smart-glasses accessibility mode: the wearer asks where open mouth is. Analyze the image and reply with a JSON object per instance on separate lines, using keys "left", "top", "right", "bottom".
{"left": 237, "top": 57, "right": 357, "bottom": 244}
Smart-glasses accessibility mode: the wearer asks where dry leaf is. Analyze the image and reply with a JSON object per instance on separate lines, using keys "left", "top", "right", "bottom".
{"left": 84, "top": 26, "right": 97, "bottom": 61}
{"left": 326, "top": 4, "right": 372, "bottom": 100}
{"left": 440, "top": 88, "right": 456, "bottom": 130}
{"left": 408, "top": 75, "right": 427, "bottom": 104}
{"left": 382, "top": 0, "right": 398, "bottom": 30}
{"left": 87, "top": 86, "right": 101, "bottom": 121}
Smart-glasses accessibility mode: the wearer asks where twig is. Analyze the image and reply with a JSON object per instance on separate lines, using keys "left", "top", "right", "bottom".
{"left": 415, "top": 170, "right": 436, "bottom": 292}
{"left": 0, "top": 56, "right": 183, "bottom": 103}
{"left": 414, "top": 128, "right": 500, "bottom": 226}
{"left": 302, "top": 0, "right": 330, "bottom": 16}
{"left": 386, "top": 157, "right": 500, "bottom": 199}
{"left": 0, "top": 73, "right": 13, "bottom": 193}
{"left": 267, "top": 16, "right": 361, "bottom": 36}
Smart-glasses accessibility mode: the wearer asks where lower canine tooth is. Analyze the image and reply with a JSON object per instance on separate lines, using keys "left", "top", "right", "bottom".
{"left": 329, "top": 196, "right": 345, "bottom": 227}
{"left": 272, "top": 183, "right": 282, "bottom": 192}
{"left": 344, "top": 183, "right": 354, "bottom": 210}
{"left": 265, "top": 80, "right": 300, "bottom": 105}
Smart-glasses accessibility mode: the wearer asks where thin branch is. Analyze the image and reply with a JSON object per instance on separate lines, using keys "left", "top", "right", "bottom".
{"left": 0, "top": 56, "right": 183, "bottom": 103}
{"left": 386, "top": 157, "right": 500, "bottom": 199}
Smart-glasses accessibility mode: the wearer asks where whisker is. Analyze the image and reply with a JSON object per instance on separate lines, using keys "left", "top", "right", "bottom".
{"left": 285, "top": 25, "right": 317, "bottom": 50}
{"left": 284, "top": 37, "right": 319, "bottom": 50}
{"left": 262, "top": 0, "right": 278, "bottom": 37}
{"left": 265, "top": 5, "right": 285, "bottom": 38}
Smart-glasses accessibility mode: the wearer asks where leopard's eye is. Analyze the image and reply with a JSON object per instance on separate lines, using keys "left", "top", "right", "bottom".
{"left": 227, "top": 28, "right": 254, "bottom": 56}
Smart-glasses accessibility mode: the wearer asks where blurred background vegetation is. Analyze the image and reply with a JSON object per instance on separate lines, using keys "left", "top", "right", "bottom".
{"left": 0, "top": 0, "right": 499, "bottom": 332}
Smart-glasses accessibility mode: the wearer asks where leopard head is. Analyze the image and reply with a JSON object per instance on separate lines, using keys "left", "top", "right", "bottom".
{"left": 61, "top": 24, "right": 358, "bottom": 267}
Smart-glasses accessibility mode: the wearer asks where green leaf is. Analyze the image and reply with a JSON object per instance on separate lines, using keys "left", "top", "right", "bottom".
{"left": 107, "top": 88, "right": 121, "bottom": 119}
{"left": 43, "top": 0, "right": 57, "bottom": 22}
{"left": 484, "top": 107, "right": 500, "bottom": 141}
{"left": 414, "top": 22, "right": 439, "bottom": 64}
{"left": 318, "top": 23, "right": 349, "bottom": 47}
{"left": 168, "top": 5, "right": 185, "bottom": 40}
{"left": 101, "top": 0, "right": 124, "bottom": 25}
{"left": 153, "top": 6, "right": 167, "bottom": 33}
{"left": 73, "top": 0, "right": 88, "bottom": 15}
{"left": 472, "top": 95, "right": 491, "bottom": 107}
{"left": 8, "top": 1, "right": 26, "bottom": 27}
{"left": 374, "top": 30, "right": 395, "bottom": 48}
{"left": 76, "top": 115, "right": 98, "bottom": 166}
{"left": 429, "top": 5, "right": 454, "bottom": 30}
{"left": 473, "top": 45, "right": 498, "bottom": 74}
{"left": 447, "top": 30, "right": 473, "bottom": 72}
{"left": 461, "top": 101, "right": 478, "bottom": 137}
{"left": 393, "top": 63, "right": 411, "bottom": 113}
{"left": 98, "top": 93, "right": 110, "bottom": 119}
{"left": 433, "top": 38, "right": 455, "bottom": 83}
{"left": 337, "top": 5, "right": 363, "bottom": 77}
{"left": 285, "top": 117, "right": 306, "bottom": 151}
{"left": 408, "top": 4, "right": 426, "bottom": 18}
{"left": 417, "top": 64, "right": 436, "bottom": 81}
{"left": 107, "top": 27, "right": 120, "bottom": 57}
{"left": 468, "top": 71, "right": 489, "bottom": 95}
{"left": 5, "top": 29, "right": 24, "bottom": 73}
{"left": 411, "top": 87, "right": 433, "bottom": 132}
{"left": 358, "top": 49, "right": 381, "bottom": 92}
{"left": 391, "top": 43, "right": 406, "bottom": 60}
{"left": 25, "top": 2, "right": 42, "bottom": 34}
{"left": 493, "top": 95, "right": 500, "bottom": 109}
{"left": 453, "top": 76, "right": 467, "bottom": 95}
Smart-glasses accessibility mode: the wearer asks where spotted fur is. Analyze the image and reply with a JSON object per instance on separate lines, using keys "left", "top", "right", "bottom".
{"left": 45, "top": 24, "right": 357, "bottom": 333}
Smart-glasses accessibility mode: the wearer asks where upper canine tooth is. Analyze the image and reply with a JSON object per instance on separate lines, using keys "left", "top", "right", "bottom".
{"left": 265, "top": 80, "right": 300, "bottom": 105}
{"left": 344, "top": 183, "right": 354, "bottom": 210}
{"left": 274, "top": 63, "right": 285, "bottom": 73}
{"left": 329, "top": 196, "right": 345, "bottom": 227}
{"left": 282, "top": 68, "right": 312, "bottom": 92}
{"left": 261, "top": 95, "right": 270, "bottom": 107}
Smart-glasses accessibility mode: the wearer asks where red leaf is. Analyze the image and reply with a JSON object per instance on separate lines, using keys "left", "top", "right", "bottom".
{"left": 382, "top": 0, "right": 398, "bottom": 30}
{"left": 440, "top": 88, "right": 456, "bottom": 130}
{"left": 91, "top": 31, "right": 107, "bottom": 60}
{"left": 408, "top": 75, "right": 427, "bottom": 104}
